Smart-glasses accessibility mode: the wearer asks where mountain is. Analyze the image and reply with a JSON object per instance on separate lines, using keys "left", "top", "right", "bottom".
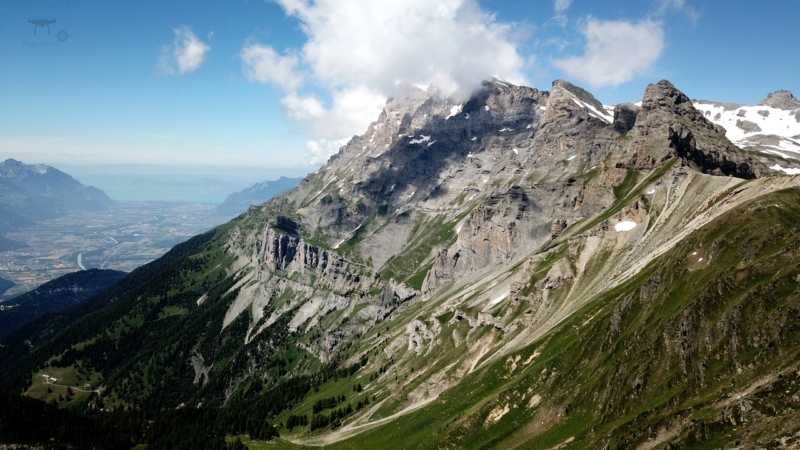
{"left": 0, "top": 159, "right": 114, "bottom": 229}
{"left": 3, "top": 79, "right": 800, "bottom": 449}
{"left": 214, "top": 176, "right": 302, "bottom": 218}
{"left": 693, "top": 90, "right": 800, "bottom": 174}
{"left": 0, "top": 269, "right": 126, "bottom": 342}
{"left": 0, "top": 277, "right": 13, "bottom": 295}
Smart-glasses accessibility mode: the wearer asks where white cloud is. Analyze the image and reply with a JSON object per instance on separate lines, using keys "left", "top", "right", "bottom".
{"left": 657, "top": 0, "right": 700, "bottom": 23}
{"left": 554, "top": 19, "right": 664, "bottom": 88}
{"left": 278, "top": 0, "right": 526, "bottom": 96}
{"left": 244, "top": 0, "right": 527, "bottom": 165}
{"left": 307, "top": 138, "right": 350, "bottom": 166}
{"left": 240, "top": 44, "right": 301, "bottom": 91}
{"left": 280, "top": 92, "right": 325, "bottom": 119}
{"left": 554, "top": 0, "right": 572, "bottom": 13}
{"left": 280, "top": 87, "right": 386, "bottom": 137}
{"left": 157, "top": 27, "right": 210, "bottom": 75}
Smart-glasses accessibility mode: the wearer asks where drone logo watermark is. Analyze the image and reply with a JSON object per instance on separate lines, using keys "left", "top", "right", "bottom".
{"left": 23, "top": 18, "right": 69, "bottom": 48}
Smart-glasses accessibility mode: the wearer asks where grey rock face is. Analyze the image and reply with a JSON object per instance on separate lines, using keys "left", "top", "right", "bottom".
{"left": 224, "top": 77, "right": 777, "bottom": 364}
{"left": 759, "top": 90, "right": 800, "bottom": 110}
{"left": 736, "top": 119, "right": 762, "bottom": 133}
{"left": 615, "top": 80, "right": 768, "bottom": 179}
{"left": 613, "top": 103, "right": 640, "bottom": 134}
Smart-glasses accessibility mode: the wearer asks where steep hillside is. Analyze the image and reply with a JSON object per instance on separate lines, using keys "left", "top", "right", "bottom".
{"left": 0, "top": 269, "right": 126, "bottom": 342}
{"left": 2, "top": 79, "right": 800, "bottom": 449}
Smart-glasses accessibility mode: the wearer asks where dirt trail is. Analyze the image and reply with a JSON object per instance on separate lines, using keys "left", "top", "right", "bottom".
{"left": 287, "top": 395, "right": 438, "bottom": 446}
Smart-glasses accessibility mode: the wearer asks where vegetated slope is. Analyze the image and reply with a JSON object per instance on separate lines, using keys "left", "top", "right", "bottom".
{"left": 311, "top": 187, "right": 800, "bottom": 450}
{"left": 0, "top": 269, "right": 126, "bottom": 342}
{"left": 2, "top": 79, "right": 800, "bottom": 449}
{"left": 0, "top": 390, "right": 257, "bottom": 450}
{"left": 0, "top": 158, "right": 114, "bottom": 224}
{"left": 0, "top": 391, "right": 128, "bottom": 449}
{"left": 0, "top": 228, "right": 223, "bottom": 386}
{"left": 215, "top": 177, "right": 302, "bottom": 218}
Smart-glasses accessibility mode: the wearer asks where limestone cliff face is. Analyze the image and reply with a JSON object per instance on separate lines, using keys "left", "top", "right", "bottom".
{"left": 221, "top": 76, "right": 783, "bottom": 388}
{"left": 226, "top": 78, "right": 775, "bottom": 345}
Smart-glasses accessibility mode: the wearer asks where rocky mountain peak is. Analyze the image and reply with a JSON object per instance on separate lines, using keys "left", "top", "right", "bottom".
{"left": 552, "top": 79, "right": 606, "bottom": 112}
{"left": 640, "top": 79, "right": 694, "bottom": 114}
{"left": 759, "top": 89, "right": 800, "bottom": 110}
{"left": 544, "top": 79, "right": 611, "bottom": 125}
{"left": 617, "top": 80, "right": 769, "bottom": 178}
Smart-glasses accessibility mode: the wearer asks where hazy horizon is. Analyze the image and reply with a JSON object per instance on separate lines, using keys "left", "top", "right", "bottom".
{"left": 49, "top": 162, "right": 308, "bottom": 204}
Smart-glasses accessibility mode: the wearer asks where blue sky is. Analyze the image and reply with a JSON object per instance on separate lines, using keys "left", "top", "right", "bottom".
{"left": 1, "top": 0, "right": 798, "bottom": 175}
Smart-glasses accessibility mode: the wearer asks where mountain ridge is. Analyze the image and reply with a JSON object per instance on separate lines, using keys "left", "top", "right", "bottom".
{"left": 4, "top": 79, "right": 800, "bottom": 449}
{"left": 0, "top": 159, "right": 114, "bottom": 228}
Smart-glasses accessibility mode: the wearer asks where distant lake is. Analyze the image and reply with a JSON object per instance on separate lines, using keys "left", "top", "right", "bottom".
{"left": 50, "top": 164, "right": 310, "bottom": 204}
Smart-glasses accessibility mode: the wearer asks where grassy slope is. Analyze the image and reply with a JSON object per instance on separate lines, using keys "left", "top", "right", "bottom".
{"left": 250, "top": 187, "right": 800, "bottom": 449}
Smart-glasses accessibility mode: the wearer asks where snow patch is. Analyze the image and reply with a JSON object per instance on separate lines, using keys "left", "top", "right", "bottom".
{"left": 646, "top": 189, "right": 656, "bottom": 195}
{"left": 566, "top": 155, "right": 576, "bottom": 161}
{"left": 489, "top": 292, "right": 508, "bottom": 306}
{"left": 614, "top": 221, "right": 637, "bottom": 232}
{"left": 471, "top": 137, "right": 477, "bottom": 141}
{"left": 571, "top": 98, "right": 612, "bottom": 123}
{"left": 513, "top": 148, "right": 519, "bottom": 155}
{"left": 409, "top": 135, "right": 431, "bottom": 145}
{"left": 764, "top": 149, "right": 796, "bottom": 159}
{"left": 427, "top": 141, "right": 436, "bottom": 147}
{"left": 464, "top": 113, "right": 469, "bottom": 119}
{"left": 499, "top": 127, "right": 513, "bottom": 132}
{"left": 484, "top": 105, "right": 490, "bottom": 111}
{"left": 446, "top": 104, "right": 463, "bottom": 120}
{"left": 770, "top": 164, "right": 800, "bottom": 175}
{"left": 694, "top": 101, "right": 800, "bottom": 153}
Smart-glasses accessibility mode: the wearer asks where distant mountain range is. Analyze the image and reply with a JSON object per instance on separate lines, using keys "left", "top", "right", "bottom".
{"left": 213, "top": 176, "right": 301, "bottom": 217}
{"left": 0, "top": 159, "right": 114, "bottom": 233}
{"left": 0, "top": 269, "right": 126, "bottom": 342}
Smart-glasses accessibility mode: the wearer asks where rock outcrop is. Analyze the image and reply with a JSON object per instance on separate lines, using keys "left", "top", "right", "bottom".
{"left": 616, "top": 80, "right": 769, "bottom": 178}
{"left": 759, "top": 90, "right": 800, "bottom": 110}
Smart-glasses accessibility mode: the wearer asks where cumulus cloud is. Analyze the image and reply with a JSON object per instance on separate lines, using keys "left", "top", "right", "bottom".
{"left": 157, "top": 27, "right": 210, "bottom": 75}
{"left": 554, "top": 0, "right": 572, "bottom": 13}
{"left": 657, "top": 0, "right": 700, "bottom": 23}
{"left": 240, "top": 44, "right": 301, "bottom": 91}
{"left": 280, "top": 92, "right": 325, "bottom": 120}
{"left": 306, "top": 138, "right": 350, "bottom": 166}
{"left": 554, "top": 19, "right": 664, "bottom": 88}
{"left": 283, "top": 86, "right": 387, "bottom": 163}
{"left": 242, "top": 0, "right": 527, "bottom": 165}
